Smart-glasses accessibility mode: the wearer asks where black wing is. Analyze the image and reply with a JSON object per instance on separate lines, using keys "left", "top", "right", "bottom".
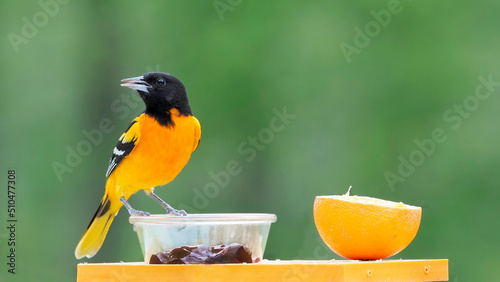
{"left": 106, "top": 117, "right": 141, "bottom": 178}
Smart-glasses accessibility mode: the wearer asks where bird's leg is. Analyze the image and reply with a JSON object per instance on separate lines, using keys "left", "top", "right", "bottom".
{"left": 145, "top": 191, "right": 187, "bottom": 216}
{"left": 119, "top": 197, "right": 150, "bottom": 216}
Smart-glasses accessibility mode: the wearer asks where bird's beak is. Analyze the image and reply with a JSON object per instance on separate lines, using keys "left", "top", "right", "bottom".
{"left": 120, "top": 76, "right": 151, "bottom": 93}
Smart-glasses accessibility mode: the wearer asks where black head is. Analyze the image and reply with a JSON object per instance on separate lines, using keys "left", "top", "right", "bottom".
{"left": 121, "top": 72, "right": 192, "bottom": 120}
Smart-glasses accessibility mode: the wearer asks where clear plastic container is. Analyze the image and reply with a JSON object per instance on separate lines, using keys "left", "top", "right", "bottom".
{"left": 129, "top": 213, "right": 277, "bottom": 263}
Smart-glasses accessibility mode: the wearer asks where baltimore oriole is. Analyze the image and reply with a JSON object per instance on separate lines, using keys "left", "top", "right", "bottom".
{"left": 75, "top": 72, "right": 201, "bottom": 259}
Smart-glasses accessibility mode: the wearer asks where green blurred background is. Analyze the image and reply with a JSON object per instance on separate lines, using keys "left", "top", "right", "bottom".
{"left": 1, "top": 0, "right": 499, "bottom": 281}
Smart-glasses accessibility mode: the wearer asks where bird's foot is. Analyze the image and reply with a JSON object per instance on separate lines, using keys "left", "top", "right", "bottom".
{"left": 146, "top": 191, "right": 187, "bottom": 216}
{"left": 120, "top": 196, "right": 150, "bottom": 217}
{"left": 132, "top": 210, "right": 151, "bottom": 217}
{"left": 166, "top": 207, "right": 187, "bottom": 216}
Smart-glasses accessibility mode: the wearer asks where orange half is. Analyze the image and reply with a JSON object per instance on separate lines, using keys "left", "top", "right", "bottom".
{"left": 313, "top": 195, "right": 422, "bottom": 260}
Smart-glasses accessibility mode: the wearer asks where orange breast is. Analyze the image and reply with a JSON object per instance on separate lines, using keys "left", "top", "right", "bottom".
{"left": 111, "top": 109, "right": 200, "bottom": 198}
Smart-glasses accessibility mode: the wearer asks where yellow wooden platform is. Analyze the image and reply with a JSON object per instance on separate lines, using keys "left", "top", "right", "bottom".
{"left": 77, "top": 259, "right": 448, "bottom": 281}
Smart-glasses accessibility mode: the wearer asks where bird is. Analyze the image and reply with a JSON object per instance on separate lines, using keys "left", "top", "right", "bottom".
{"left": 75, "top": 72, "right": 201, "bottom": 259}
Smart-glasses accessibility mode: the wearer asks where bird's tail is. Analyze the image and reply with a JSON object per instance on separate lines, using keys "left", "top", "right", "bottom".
{"left": 75, "top": 194, "right": 121, "bottom": 259}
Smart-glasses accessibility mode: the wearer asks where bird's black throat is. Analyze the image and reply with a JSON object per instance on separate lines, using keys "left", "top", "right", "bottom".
{"left": 144, "top": 101, "right": 192, "bottom": 127}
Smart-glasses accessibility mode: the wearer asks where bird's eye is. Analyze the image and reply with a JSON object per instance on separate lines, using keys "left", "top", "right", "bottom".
{"left": 156, "top": 78, "right": 166, "bottom": 87}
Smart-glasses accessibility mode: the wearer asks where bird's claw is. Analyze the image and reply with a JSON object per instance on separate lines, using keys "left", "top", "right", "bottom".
{"left": 132, "top": 210, "right": 151, "bottom": 216}
{"left": 168, "top": 208, "right": 187, "bottom": 216}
